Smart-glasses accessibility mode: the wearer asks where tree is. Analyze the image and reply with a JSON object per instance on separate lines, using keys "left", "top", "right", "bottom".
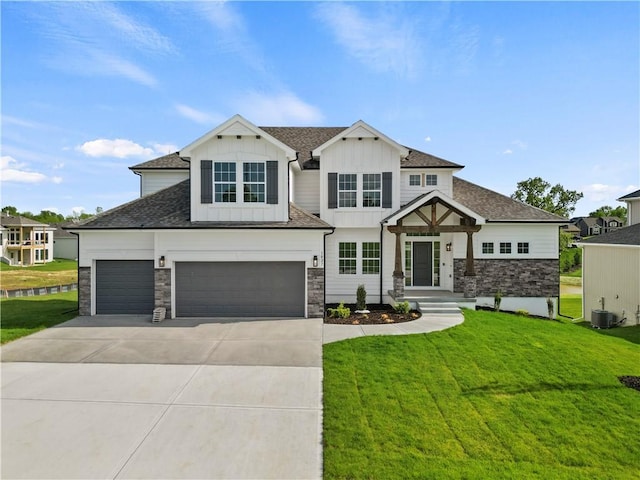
{"left": 589, "top": 205, "right": 627, "bottom": 222}
{"left": 33, "top": 210, "right": 65, "bottom": 224}
{"left": 511, "top": 177, "right": 583, "bottom": 218}
{"left": 1, "top": 206, "right": 18, "bottom": 215}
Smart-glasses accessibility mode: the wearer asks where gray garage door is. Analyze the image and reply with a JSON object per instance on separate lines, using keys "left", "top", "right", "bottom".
{"left": 175, "top": 262, "right": 305, "bottom": 317}
{"left": 95, "top": 260, "right": 154, "bottom": 314}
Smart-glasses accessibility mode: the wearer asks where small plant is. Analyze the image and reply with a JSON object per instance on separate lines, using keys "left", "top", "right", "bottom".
{"left": 546, "top": 297, "right": 554, "bottom": 320}
{"left": 393, "top": 301, "right": 410, "bottom": 314}
{"left": 494, "top": 289, "right": 503, "bottom": 312}
{"left": 327, "top": 302, "right": 351, "bottom": 319}
{"left": 356, "top": 284, "right": 367, "bottom": 311}
{"left": 515, "top": 309, "right": 529, "bottom": 317}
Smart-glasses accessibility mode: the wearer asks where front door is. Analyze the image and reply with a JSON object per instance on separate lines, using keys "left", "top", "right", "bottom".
{"left": 412, "top": 242, "right": 432, "bottom": 286}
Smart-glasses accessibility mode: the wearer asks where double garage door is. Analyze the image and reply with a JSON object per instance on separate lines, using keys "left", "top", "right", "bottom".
{"left": 95, "top": 260, "right": 305, "bottom": 317}
{"left": 175, "top": 262, "right": 305, "bottom": 317}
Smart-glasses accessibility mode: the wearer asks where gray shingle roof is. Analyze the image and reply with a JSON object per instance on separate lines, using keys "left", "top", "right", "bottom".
{"left": 401, "top": 148, "right": 463, "bottom": 169}
{"left": 452, "top": 177, "right": 567, "bottom": 222}
{"left": 129, "top": 152, "right": 190, "bottom": 170}
{"left": 618, "top": 189, "right": 640, "bottom": 200}
{"left": 0, "top": 214, "right": 49, "bottom": 227}
{"left": 581, "top": 223, "right": 640, "bottom": 246}
{"left": 67, "top": 180, "right": 332, "bottom": 230}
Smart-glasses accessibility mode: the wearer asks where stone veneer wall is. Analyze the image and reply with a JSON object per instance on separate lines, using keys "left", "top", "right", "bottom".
{"left": 78, "top": 267, "right": 91, "bottom": 316}
{"left": 454, "top": 259, "right": 559, "bottom": 297}
{"left": 307, "top": 267, "right": 325, "bottom": 318}
{"left": 154, "top": 269, "right": 172, "bottom": 318}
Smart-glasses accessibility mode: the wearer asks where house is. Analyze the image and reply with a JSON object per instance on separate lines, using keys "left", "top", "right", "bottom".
{"left": 52, "top": 222, "right": 79, "bottom": 260}
{"left": 0, "top": 214, "right": 54, "bottom": 266}
{"left": 573, "top": 216, "right": 624, "bottom": 237}
{"left": 67, "top": 115, "right": 565, "bottom": 318}
{"left": 580, "top": 191, "right": 640, "bottom": 327}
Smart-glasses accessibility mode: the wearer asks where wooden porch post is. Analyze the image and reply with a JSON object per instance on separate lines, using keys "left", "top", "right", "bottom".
{"left": 464, "top": 230, "right": 477, "bottom": 298}
{"left": 392, "top": 230, "right": 405, "bottom": 299}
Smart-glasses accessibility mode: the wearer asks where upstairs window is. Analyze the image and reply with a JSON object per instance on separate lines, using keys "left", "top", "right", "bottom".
{"left": 409, "top": 174, "right": 421, "bottom": 186}
{"left": 425, "top": 174, "right": 437, "bottom": 186}
{"left": 517, "top": 242, "right": 529, "bottom": 254}
{"left": 214, "top": 162, "right": 236, "bottom": 202}
{"left": 362, "top": 242, "right": 380, "bottom": 274}
{"left": 362, "top": 174, "right": 381, "bottom": 207}
{"left": 500, "top": 242, "right": 512, "bottom": 254}
{"left": 339, "top": 242, "right": 357, "bottom": 274}
{"left": 243, "top": 162, "right": 265, "bottom": 203}
{"left": 338, "top": 174, "right": 357, "bottom": 208}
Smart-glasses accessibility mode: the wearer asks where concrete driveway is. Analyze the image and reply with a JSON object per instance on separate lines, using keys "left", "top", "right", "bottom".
{"left": 1, "top": 316, "right": 323, "bottom": 479}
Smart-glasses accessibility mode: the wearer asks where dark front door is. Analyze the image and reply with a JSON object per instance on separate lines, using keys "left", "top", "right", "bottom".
{"left": 412, "top": 242, "right": 433, "bottom": 286}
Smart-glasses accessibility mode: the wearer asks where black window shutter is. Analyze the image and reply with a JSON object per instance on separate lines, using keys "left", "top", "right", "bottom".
{"left": 328, "top": 173, "right": 338, "bottom": 209}
{"left": 382, "top": 172, "right": 392, "bottom": 208}
{"left": 201, "top": 160, "right": 213, "bottom": 204}
{"left": 266, "top": 161, "right": 278, "bottom": 204}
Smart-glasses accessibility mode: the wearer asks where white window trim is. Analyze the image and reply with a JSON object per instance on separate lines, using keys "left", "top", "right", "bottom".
{"left": 362, "top": 173, "right": 381, "bottom": 208}
{"left": 338, "top": 173, "right": 358, "bottom": 208}
{"left": 213, "top": 161, "right": 269, "bottom": 205}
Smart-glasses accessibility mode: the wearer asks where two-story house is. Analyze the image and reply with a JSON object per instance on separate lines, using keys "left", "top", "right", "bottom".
{"left": 68, "top": 115, "right": 565, "bottom": 318}
{"left": 573, "top": 216, "right": 624, "bottom": 237}
{"left": 1, "top": 214, "right": 54, "bottom": 266}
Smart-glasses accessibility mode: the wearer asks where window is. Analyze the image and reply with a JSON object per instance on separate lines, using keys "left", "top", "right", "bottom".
{"left": 517, "top": 242, "right": 529, "bottom": 254}
{"left": 338, "top": 174, "right": 357, "bottom": 207}
{"left": 500, "top": 242, "right": 512, "bottom": 254}
{"left": 482, "top": 242, "right": 494, "bottom": 254}
{"left": 404, "top": 242, "right": 412, "bottom": 286}
{"left": 243, "top": 162, "right": 265, "bottom": 203}
{"left": 339, "top": 242, "right": 357, "bottom": 274}
{"left": 425, "top": 174, "right": 437, "bottom": 186}
{"left": 362, "top": 242, "right": 380, "bottom": 274}
{"left": 409, "top": 174, "right": 421, "bottom": 186}
{"left": 214, "top": 162, "right": 236, "bottom": 202}
{"left": 362, "top": 174, "right": 381, "bottom": 207}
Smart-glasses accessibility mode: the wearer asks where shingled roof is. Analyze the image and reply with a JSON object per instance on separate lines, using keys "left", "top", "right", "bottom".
{"left": 0, "top": 214, "right": 50, "bottom": 228}
{"left": 618, "top": 189, "right": 640, "bottom": 200}
{"left": 452, "top": 177, "right": 567, "bottom": 222}
{"left": 581, "top": 223, "right": 640, "bottom": 246}
{"left": 67, "top": 180, "right": 332, "bottom": 230}
{"left": 129, "top": 152, "right": 190, "bottom": 170}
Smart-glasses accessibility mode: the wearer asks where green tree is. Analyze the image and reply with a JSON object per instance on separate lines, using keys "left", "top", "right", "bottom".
{"left": 1, "top": 206, "right": 19, "bottom": 215}
{"left": 511, "top": 177, "right": 583, "bottom": 218}
{"left": 33, "top": 210, "right": 65, "bottom": 224}
{"left": 589, "top": 205, "right": 627, "bottom": 222}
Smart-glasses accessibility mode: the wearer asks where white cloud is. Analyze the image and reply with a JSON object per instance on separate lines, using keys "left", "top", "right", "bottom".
{"left": 503, "top": 149, "right": 513, "bottom": 155}
{"left": 175, "top": 104, "right": 223, "bottom": 125}
{"left": 0, "top": 155, "right": 55, "bottom": 184}
{"left": 424, "top": 136, "right": 432, "bottom": 142}
{"left": 581, "top": 183, "right": 639, "bottom": 203}
{"left": 77, "top": 139, "right": 155, "bottom": 159}
{"left": 152, "top": 143, "right": 179, "bottom": 155}
{"left": 315, "top": 3, "right": 421, "bottom": 78}
{"left": 235, "top": 92, "right": 324, "bottom": 125}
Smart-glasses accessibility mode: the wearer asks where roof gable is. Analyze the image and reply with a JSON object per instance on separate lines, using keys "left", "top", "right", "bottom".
{"left": 180, "top": 114, "right": 296, "bottom": 159}
{"left": 312, "top": 120, "right": 409, "bottom": 158}
{"left": 383, "top": 190, "right": 485, "bottom": 226}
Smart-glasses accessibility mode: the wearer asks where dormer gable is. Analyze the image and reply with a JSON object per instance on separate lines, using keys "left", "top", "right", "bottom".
{"left": 312, "top": 120, "right": 409, "bottom": 158}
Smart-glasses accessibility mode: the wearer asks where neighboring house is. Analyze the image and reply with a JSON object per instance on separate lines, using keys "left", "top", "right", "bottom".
{"left": 581, "top": 223, "right": 640, "bottom": 327}
{"left": 618, "top": 189, "right": 640, "bottom": 226}
{"left": 0, "top": 214, "right": 54, "bottom": 266}
{"left": 573, "top": 216, "right": 624, "bottom": 237}
{"left": 560, "top": 223, "right": 581, "bottom": 239}
{"left": 67, "top": 115, "right": 565, "bottom": 318}
{"left": 52, "top": 223, "right": 79, "bottom": 260}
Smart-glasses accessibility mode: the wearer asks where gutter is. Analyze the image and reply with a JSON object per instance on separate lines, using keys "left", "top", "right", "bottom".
{"left": 323, "top": 227, "right": 336, "bottom": 314}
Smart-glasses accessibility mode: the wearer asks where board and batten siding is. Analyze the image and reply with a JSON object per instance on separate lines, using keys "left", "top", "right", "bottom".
{"left": 140, "top": 171, "right": 189, "bottom": 196}
{"left": 400, "top": 170, "right": 454, "bottom": 205}
{"left": 582, "top": 244, "right": 640, "bottom": 326}
{"left": 189, "top": 136, "right": 289, "bottom": 223}
{"left": 320, "top": 138, "right": 401, "bottom": 228}
{"left": 293, "top": 170, "right": 320, "bottom": 214}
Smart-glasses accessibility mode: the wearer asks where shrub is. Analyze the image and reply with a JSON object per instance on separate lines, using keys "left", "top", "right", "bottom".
{"left": 327, "top": 302, "right": 351, "bottom": 319}
{"left": 494, "top": 290, "right": 503, "bottom": 312}
{"left": 393, "top": 301, "right": 410, "bottom": 314}
{"left": 547, "top": 297, "right": 555, "bottom": 320}
{"left": 356, "top": 284, "right": 367, "bottom": 311}
{"left": 515, "top": 309, "right": 529, "bottom": 317}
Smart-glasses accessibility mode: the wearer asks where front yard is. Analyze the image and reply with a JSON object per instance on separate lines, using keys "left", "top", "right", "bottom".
{"left": 323, "top": 309, "right": 640, "bottom": 479}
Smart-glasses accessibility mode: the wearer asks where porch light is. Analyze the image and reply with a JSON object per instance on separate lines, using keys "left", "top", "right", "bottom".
{"left": 446, "top": 243, "right": 452, "bottom": 252}
{"left": 313, "top": 255, "right": 318, "bottom": 267}
{"left": 159, "top": 256, "right": 165, "bottom": 268}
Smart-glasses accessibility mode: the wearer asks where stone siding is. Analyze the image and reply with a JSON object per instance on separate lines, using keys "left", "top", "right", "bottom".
{"left": 454, "top": 259, "right": 559, "bottom": 297}
{"left": 307, "top": 267, "right": 325, "bottom": 318}
{"left": 78, "top": 267, "right": 91, "bottom": 316}
{"left": 155, "top": 269, "right": 172, "bottom": 318}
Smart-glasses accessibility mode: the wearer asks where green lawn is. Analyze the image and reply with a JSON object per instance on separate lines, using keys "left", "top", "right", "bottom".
{"left": 0, "top": 258, "right": 77, "bottom": 272}
{"left": 559, "top": 293, "right": 582, "bottom": 319}
{"left": 323, "top": 309, "right": 640, "bottom": 479}
{"left": 0, "top": 291, "right": 78, "bottom": 344}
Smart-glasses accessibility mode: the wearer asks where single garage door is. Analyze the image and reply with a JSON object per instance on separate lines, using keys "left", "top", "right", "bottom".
{"left": 95, "top": 260, "right": 154, "bottom": 314}
{"left": 175, "top": 262, "right": 305, "bottom": 317}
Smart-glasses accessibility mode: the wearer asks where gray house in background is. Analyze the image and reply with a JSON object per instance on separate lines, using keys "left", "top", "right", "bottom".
{"left": 52, "top": 223, "right": 78, "bottom": 260}
{"left": 573, "top": 216, "right": 624, "bottom": 238}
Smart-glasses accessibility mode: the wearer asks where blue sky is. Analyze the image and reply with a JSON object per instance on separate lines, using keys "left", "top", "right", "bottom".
{"left": 2, "top": 1, "right": 638, "bottom": 218}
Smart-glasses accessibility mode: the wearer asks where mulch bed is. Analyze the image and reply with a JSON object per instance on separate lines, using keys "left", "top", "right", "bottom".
{"left": 619, "top": 376, "right": 640, "bottom": 393}
{"left": 324, "top": 303, "right": 421, "bottom": 325}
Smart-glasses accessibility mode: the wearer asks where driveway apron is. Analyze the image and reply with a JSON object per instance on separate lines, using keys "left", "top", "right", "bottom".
{"left": 1, "top": 316, "right": 323, "bottom": 480}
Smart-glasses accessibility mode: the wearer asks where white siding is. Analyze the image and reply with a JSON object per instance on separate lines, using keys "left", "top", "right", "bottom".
{"left": 140, "top": 171, "right": 189, "bottom": 196}
{"left": 582, "top": 244, "right": 640, "bottom": 326}
{"left": 400, "top": 170, "right": 454, "bottom": 205}
{"left": 456, "top": 223, "right": 559, "bottom": 259}
{"left": 77, "top": 231, "right": 155, "bottom": 267}
{"left": 320, "top": 138, "right": 402, "bottom": 227}
{"left": 189, "top": 136, "right": 290, "bottom": 223}
{"left": 627, "top": 199, "right": 640, "bottom": 226}
{"left": 293, "top": 170, "right": 320, "bottom": 214}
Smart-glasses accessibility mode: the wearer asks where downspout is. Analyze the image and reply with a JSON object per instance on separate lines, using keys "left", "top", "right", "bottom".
{"left": 69, "top": 231, "right": 80, "bottom": 314}
{"left": 379, "top": 223, "right": 384, "bottom": 304}
{"left": 287, "top": 157, "right": 298, "bottom": 219}
{"left": 132, "top": 170, "right": 142, "bottom": 198}
{"left": 323, "top": 228, "right": 336, "bottom": 314}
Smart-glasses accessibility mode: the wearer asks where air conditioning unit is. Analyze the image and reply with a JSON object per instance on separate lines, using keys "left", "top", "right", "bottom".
{"left": 591, "top": 310, "right": 616, "bottom": 329}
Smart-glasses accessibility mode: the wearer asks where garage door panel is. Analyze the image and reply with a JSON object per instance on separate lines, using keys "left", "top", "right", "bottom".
{"left": 96, "top": 260, "right": 154, "bottom": 314}
{"left": 175, "top": 262, "right": 304, "bottom": 317}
